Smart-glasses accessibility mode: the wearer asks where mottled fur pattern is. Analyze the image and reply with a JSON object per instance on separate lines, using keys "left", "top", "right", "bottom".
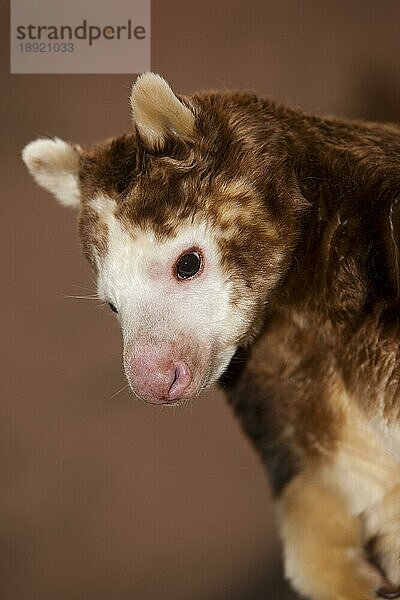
{"left": 23, "top": 73, "right": 400, "bottom": 599}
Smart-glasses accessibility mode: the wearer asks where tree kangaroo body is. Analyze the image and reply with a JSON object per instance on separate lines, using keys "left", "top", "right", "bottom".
{"left": 23, "top": 73, "right": 400, "bottom": 599}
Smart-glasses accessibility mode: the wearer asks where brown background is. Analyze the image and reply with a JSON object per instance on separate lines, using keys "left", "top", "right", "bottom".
{"left": 2, "top": 2, "right": 400, "bottom": 599}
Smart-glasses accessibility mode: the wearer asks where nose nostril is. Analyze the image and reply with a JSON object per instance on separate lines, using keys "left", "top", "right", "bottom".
{"left": 168, "top": 361, "right": 191, "bottom": 401}
{"left": 170, "top": 367, "right": 179, "bottom": 389}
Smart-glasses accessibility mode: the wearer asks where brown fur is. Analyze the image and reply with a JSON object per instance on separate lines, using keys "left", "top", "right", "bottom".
{"left": 78, "top": 204, "right": 109, "bottom": 270}
{"left": 29, "top": 79, "right": 400, "bottom": 598}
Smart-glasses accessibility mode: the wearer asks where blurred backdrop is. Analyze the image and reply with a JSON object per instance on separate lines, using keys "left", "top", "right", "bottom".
{"left": 2, "top": 1, "right": 400, "bottom": 599}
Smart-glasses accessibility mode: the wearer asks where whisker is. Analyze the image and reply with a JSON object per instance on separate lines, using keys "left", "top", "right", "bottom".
{"left": 67, "top": 283, "right": 97, "bottom": 293}
{"left": 109, "top": 383, "right": 130, "bottom": 400}
{"left": 62, "top": 294, "right": 100, "bottom": 300}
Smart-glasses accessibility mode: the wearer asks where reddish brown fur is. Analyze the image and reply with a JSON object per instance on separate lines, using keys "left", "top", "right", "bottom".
{"left": 78, "top": 92, "right": 400, "bottom": 379}
{"left": 74, "top": 86, "right": 400, "bottom": 598}
{"left": 77, "top": 86, "right": 400, "bottom": 480}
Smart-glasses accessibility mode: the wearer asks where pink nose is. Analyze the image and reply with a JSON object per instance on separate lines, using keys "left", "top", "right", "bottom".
{"left": 125, "top": 345, "right": 192, "bottom": 404}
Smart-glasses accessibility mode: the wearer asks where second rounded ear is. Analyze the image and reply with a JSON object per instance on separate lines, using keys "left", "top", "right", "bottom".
{"left": 22, "top": 137, "right": 81, "bottom": 208}
{"left": 130, "top": 72, "right": 195, "bottom": 151}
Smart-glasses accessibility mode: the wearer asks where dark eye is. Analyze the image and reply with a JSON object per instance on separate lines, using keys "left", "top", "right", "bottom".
{"left": 175, "top": 250, "right": 203, "bottom": 280}
{"left": 108, "top": 302, "right": 118, "bottom": 314}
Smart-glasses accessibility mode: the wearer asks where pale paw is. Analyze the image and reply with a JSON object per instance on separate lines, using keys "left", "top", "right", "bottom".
{"left": 366, "top": 532, "right": 400, "bottom": 590}
{"left": 376, "top": 584, "right": 400, "bottom": 599}
{"left": 287, "top": 547, "right": 390, "bottom": 600}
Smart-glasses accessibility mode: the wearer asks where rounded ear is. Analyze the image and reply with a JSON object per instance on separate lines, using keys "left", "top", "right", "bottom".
{"left": 22, "top": 137, "right": 81, "bottom": 208}
{"left": 130, "top": 72, "right": 195, "bottom": 150}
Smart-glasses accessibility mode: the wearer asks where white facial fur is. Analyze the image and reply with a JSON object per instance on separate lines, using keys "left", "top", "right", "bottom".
{"left": 91, "top": 195, "right": 246, "bottom": 400}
